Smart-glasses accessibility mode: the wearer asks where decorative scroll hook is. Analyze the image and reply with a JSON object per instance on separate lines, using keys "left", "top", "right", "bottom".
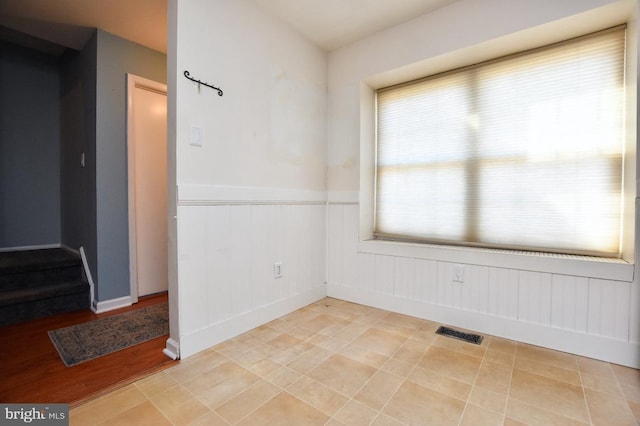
{"left": 184, "top": 70, "right": 223, "bottom": 96}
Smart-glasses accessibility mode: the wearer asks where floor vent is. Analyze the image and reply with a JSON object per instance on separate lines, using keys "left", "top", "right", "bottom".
{"left": 436, "top": 326, "right": 483, "bottom": 345}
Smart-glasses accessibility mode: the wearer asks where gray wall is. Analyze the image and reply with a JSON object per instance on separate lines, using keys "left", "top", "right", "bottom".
{"left": 0, "top": 42, "right": 61, "bottom": 248}
{"left": 3, "top": 29, "right": 166, "bottom": 303}
{"left": 94, "top": 30, "right": 166, "bottom": 301}
{"left": 60, "top": 31, "right": 98, "bottom": 281}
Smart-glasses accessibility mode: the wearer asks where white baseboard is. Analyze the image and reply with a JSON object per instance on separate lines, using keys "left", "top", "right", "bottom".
{"left": 327, "top": 283, "right": 640, "bottom": 369}
{"left": 163, "top": 338, "right": 180, "bottom": 360}
{"left": 60, "top": 244, "right": 78, "bottom": 253}
{"left": 78, "top": 246, "right": 96, "bottom": 308}
{"left": 179, "top": 286, "right": 327, "bottom": 358}
{"left": 92, "top": 296, "right": 134, "bottom": 314}
{"left": 0, "top": 244, "right": 61, "bottom": 252}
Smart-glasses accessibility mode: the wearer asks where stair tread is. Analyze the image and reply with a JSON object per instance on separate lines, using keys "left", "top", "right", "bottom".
{"left": 0, "top": 248, "right": 80, "bottom": 275}
{"left": 0, "top": 249, "right": 90, "bottom": 325}
{"left": 0, "top": 280, "right": 89, "bottom": 306}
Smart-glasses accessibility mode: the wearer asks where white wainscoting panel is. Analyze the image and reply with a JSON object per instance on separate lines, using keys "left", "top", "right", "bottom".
{"left": 177, "top": 201, "right": 326, "bottom": 358}
{"left": 374, "top": 255, "right": 395, "bottom": 295}
{"left": 358, "top": 253, "right": 375, "bottom": 292}
{"left": 328, "top": 205, "right": 344, "bottom": 287}
{"left": 327, "top": 203, "right": 640, "bottom": 367}
{"left": 587, "top": 278, "right": 631, "bottom": 341}
{"left": 487, "top": 267, "right": 519, "bottom": 320}
{"left": 343, "top": 205, "right": 360, "bottom": 287}
{"left": 550, "top": 275, "right": 589, "bottom": 333}
{"left": 415, "top": 258, "right": 438, "bottom": 303}
{"left": 393, "top": 257, "right": 416, "bottom": 300}
{"left": 178, "top": 206, "right": 209, "bottom": 333}
{"left": 229, "top": 205, "right": 253, "bottom": 315}
{"left": 518, "top": 271, "right": 552, "bottom": 326}
{"left": 436, "top": 262, "right": 459, "bottom": 308}
{"left": 175, "top": 200, "right": 638, "bottom": 365}
{"left": 630, "top": 282, "right": 640, "bottom": 343}
{"left": 461, "top": 264, "right": 489, "bottom": 314}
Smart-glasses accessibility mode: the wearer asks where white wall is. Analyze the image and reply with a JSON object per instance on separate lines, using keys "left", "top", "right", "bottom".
{"left": 326, "top": 0, "right": 640, "bottom": 367}
{"left": 169, "top": 0, "right": 640, "bottom": 367}
{"left": 329, "top": 204, "right": 639, "bottom": 367}
{"left": 172, "top": 0, "right": 328, "bottom": 358}
{"left": 176, "top": 1, "right": 326, "bottom": 191}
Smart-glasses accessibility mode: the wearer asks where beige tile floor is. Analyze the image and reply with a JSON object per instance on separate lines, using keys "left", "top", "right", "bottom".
{"left": 70, "top": 298, "right": 640, "bottom": 425}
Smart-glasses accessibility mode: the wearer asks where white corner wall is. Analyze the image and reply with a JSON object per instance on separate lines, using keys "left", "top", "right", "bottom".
{"left": 172, "top": 0, "right": 328, "bottom": 358}
{"left": 327, "top": 0, "right": 640, "bottom": 367}
{"left": 170, "top": 0, "right": 640, "bottom": 367}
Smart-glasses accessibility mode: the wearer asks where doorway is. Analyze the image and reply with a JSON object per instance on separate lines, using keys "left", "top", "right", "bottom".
{"left": 126, "top": 74, "right": 168, "bottom": 301}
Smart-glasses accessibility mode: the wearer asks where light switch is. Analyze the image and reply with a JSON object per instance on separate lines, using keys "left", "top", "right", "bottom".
{"left": 190, "top": 125, "right": 203, "bottom": 147}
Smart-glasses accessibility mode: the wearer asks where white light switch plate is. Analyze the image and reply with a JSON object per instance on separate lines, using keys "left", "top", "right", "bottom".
{"left": 190, "top": 125, "right": 203, "bottom": 147}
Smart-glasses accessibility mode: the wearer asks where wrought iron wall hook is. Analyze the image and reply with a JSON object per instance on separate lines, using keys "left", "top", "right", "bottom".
{"left": 183, "top": 70, "right": 223, "bottom": 96}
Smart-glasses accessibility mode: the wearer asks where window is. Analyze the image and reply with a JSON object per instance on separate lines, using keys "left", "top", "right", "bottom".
{"left": 375, "top": 26, "right": 626, "bottom": 258}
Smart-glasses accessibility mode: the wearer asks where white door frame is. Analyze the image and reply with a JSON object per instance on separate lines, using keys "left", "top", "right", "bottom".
{"left": 126, "top": 73, "right": 167, "bottom": 304}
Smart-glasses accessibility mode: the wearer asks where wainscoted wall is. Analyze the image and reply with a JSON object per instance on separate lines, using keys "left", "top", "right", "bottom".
{"left": 171, "top": 0, "right": 328, "bottom": 359}
{"left": 327, "top": 203, "right": 640, "bottom": 368}
{"left": 169, "top": 0, "right": 639, "bottom": 367}
{"left": 176, "top": 194, "right": 327, "bottom": 358}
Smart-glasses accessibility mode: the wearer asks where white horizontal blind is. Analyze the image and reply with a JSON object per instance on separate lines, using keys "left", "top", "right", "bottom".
{"left": 376, "top": 27, "right": 626, "bottom": 257}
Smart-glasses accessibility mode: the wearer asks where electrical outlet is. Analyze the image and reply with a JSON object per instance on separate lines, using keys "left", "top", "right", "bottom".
{"left": 453, "top": 265, "right": 464, "bottom": 283}
{"left": 273, "top": 262, "right": 283, "bottom": 279}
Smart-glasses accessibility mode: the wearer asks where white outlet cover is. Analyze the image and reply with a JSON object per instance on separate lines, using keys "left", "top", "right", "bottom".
{"left": 453, "top": 265, "right": 465, "bottom": 283}
{"left": 273, "top": 262, "right": 283, "bottom": 278}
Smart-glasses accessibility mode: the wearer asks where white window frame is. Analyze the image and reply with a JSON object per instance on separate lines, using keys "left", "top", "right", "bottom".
{"left": 357, "top": 12, "right": 636, "bottom": 282}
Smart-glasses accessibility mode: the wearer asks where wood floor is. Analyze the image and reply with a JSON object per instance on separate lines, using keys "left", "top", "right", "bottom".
{"left": 0, "top": 293, "right": 175, "bottom": 407}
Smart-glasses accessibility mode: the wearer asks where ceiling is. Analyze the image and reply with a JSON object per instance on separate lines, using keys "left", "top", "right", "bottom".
{"left": 250, "top": 0, "right": 459, "bottom": 51}
{"left": 0, "top": 0, "right": 168, "bottom": 53}
{"left": 0, "top": 0, "right": 458, "bottom": 54}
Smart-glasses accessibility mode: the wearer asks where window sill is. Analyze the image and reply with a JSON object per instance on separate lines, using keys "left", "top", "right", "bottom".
{"left": 358, "top": 239, "right": 634, "bottom": 282}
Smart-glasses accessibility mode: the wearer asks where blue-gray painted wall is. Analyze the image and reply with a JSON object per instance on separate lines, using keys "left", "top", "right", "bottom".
{"left": 94, "top": 30, "right": 166, "bottom": 301}
{"left": 60, "top": 31, "right": 98, "bottom": 283}
{"left": 4, "top": 29, "right": 166, "bottom": 304}
{"left": 0, "top": 42, "right": 61, "bottom": 248}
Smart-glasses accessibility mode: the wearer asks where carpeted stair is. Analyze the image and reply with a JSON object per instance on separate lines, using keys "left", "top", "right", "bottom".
{"left": 0, "top": 248, "right": 90, "bottom": 326}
